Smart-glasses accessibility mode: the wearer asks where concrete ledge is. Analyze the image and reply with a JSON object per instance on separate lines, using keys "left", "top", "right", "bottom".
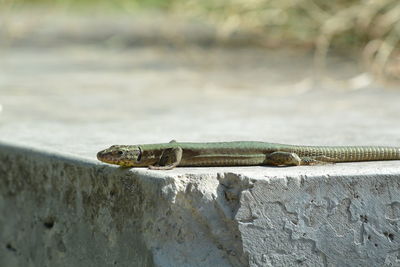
{"left": 2, "top": 143, "right": 400, "bottom": 266}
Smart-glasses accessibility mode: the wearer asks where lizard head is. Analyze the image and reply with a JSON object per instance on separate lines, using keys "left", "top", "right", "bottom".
{"left": 97, "top": 145, "right": 142, "bottom": 167}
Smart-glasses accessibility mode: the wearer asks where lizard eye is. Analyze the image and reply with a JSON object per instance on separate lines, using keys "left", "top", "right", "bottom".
{"left": 118, "top": 151, "right": 123, "bottom": 155}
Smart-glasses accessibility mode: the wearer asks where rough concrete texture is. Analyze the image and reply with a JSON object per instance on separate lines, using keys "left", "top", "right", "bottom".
{"left": 2, "top": 144, "right": 400, "bottom": 267}
{"left": 1, "top": 10, "right": 400, "bottom": 267}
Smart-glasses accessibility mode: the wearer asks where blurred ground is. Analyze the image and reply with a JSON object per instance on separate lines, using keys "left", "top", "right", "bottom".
{"left": 3, "top": 0, "right": 400, "bottom": 82}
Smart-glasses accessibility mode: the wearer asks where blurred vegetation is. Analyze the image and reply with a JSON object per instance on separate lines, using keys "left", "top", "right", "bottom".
{"left": 0, "top": 0, "right": 176, "bottom": 12}
{"left": 2, "top": 0, "right": 400, "bottom": 80}
{"left": 177, "top": 0, "right": 400, "bottom": 81}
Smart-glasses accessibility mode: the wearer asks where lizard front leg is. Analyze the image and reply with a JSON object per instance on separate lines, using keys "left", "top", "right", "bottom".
{"left": 148, "top": 147, "right": 183, "bottom": 170}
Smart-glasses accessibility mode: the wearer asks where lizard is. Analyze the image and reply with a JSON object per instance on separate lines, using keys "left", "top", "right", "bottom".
{"left": 97, "top": 140, "right": 400, "bottom": 170}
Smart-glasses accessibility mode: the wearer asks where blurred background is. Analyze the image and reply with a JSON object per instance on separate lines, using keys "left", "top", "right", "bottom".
{"left": 1, "top": 0, "right": 400, "bottom": 153}
{"left": 2, "top": 0, "right": 399, "bottom": 81}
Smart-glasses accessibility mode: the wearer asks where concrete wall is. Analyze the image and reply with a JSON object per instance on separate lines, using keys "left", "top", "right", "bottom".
{"left": 2, "top": 143, "right": 400, "bottom": 266}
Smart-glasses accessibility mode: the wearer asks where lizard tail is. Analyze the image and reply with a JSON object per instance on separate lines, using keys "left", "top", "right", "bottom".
{"left": 291, "top": 146, "right": 400, "bottom": 162}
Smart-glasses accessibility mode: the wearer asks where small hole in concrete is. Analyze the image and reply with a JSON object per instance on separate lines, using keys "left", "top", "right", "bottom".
{"left": 389, "top": 233, "right": 394, "bottom": 241}
{"left": 43, "top": 217, "right": 55, "bottom": 229}
{"left": 374, "top": 243, "right": 378, "bottom": 247}
{"left": 360, "top": 215, "right": 368, "bottom": 223}
{"left": 384, "top": 232, "right": 394, "bottom": 241}
{"left": 6, "top": 243, "right": 17, "bottom": 252}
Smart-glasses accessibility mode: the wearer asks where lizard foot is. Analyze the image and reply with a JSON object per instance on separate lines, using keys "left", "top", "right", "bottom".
{"left": 301, "top": 156, "right": 336, "bottom": 165}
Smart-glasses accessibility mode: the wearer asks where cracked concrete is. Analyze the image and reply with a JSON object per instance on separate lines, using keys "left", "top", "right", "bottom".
{"left": 1, "top": 10, "right": 400, "bottom": 267}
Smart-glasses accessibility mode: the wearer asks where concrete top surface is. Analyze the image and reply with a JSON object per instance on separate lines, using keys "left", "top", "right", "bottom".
{"left": 1, "top": 11, "right": 400, "bottom": 176}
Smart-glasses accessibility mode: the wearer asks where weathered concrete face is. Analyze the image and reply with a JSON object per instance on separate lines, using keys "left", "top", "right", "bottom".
{"left": 0, "top": 145, "right": 155, "bottom": 267}
{"left": 2, "top": 143, "right": 400, "bottom": 267}
{"left": 227, "top": 172, "right": 400, "bottom": 266}
{"left": 0, "top": 144, "right": 247, "bottom": 267}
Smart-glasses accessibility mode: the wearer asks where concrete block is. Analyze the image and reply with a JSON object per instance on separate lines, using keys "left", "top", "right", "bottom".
{"left": 1, "top": 143, "right": 400, "bottom": 266}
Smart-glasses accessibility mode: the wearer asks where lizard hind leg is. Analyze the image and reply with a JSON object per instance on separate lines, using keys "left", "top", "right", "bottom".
{"left": 148, "top": 147, "right": 183, "bottom": 170}
{"left": 265, "top": 151, "right": 302, "bottom": 166}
